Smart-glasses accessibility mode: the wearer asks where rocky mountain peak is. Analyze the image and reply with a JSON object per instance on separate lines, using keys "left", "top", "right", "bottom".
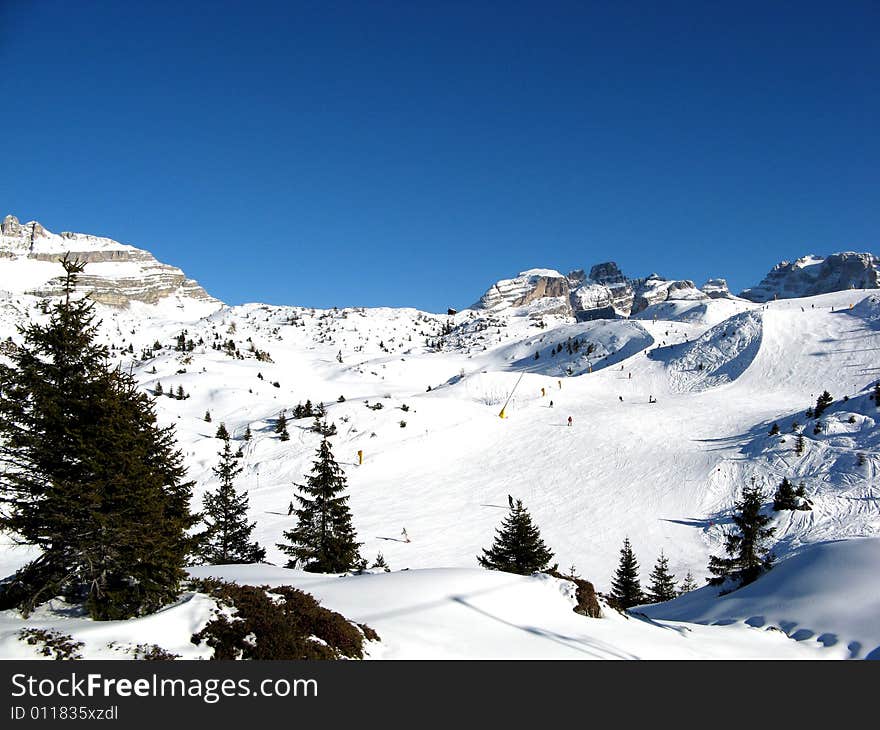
{"left": 0, "top": 214, "right": 220, "bottom": 311}
{"left": 740, "top": 251, "right": 879, "bottom": 302}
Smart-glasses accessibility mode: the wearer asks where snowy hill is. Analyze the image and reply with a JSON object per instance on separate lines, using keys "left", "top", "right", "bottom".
{"left": 640, "top": 538, "right": 880, "bottom": 659}
{"left": 0, "top": 216, "right": 879, "bottom": 659}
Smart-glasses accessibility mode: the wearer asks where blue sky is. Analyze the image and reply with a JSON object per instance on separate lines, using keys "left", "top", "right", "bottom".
{"left": 1, "top": 1, "right": 877, "bottom": 311}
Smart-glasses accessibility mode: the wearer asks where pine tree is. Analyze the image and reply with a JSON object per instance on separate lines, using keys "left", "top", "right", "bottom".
{"left": 371, "top": 553, "right": 390, "bottom": 572}
{"left": 708, "top": 484, "right": 775, "bottom": 588}
{"left": 814, "top": 390, "right": 833, "bottom": 419}
{"left": 204, "top": 410, "right": 212, "bottom": 423}
{"left": 795, "top": 432, "right": 806, "bottom": 455}
{"left": 772, "top": 477, "right": 799, "bottom": 511}
{"left": 277, "top": 436, "right": 362, "bottom": 572}
{"left": 477, "top": 499, "right": 555, "bottom": 575}
{"left": 678, "top": 572, "right": 698, "bottom": 595}
{"left": 176, "top": 385, "right": 185, "bottom": 400}
{"left": 313, "top": 415, "right": 337, "bottom": 436}
{"left": 197, "top": 439, "right": 265, "bottom": 565}
{"left": 243, "top": 424, "right": 252, "bottom": 441}
{"left": 647, "top": 551, "right": 677, "bottom": 603}
{"left": 215, "top": 422, "right": 229, "bottom": 440}
{"left": 154, "top": 381, "right": 163, "bottom": 396}
{"left": 769, "top": 422, "right": 780, "bottom": 436}
{"left": 275, "top": 411, "right": 287, "bottom": 434}
{"left": 874, "top": 382, "right": 880, "bottom": 408}
{"left": 0, "top": 255, "right": 196, "bottom": 619}
{"left": 610, "top": 537, "right": 643, "bottom": 609}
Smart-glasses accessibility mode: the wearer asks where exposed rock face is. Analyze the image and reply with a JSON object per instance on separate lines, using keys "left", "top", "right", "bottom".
{"left": 702, "top": 278, "right": 731, "bottom": 299}
{"left": 740, "top": 252, "right": 880, "bottom": 302}
{"left": 0, "top": 215, "right": 219, "bottom": 309}
{"left": 1, "top": 215, "right": 22, "bottom": 237}
{"left": 476, "top": 269, "right": 572, "bottom": 316}
{"left": 578, "top": 262, "right": 634, "bottom": 318}
{"left": 475, "top": 262, "right": 705, "bottom": 320}
{"left": 630, "top": 275, "right": 705, "bottom": 314}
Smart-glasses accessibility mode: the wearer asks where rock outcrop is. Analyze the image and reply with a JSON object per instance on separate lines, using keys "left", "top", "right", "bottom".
{"left": 476, "top": 269, "right": 572, "bottom": 316}
{"left": 740, "top": 252, "right": 879, "bottom": 302}
{"left": 702, "top": 278, "right": 732, "bottom": 299}
{"left": 0, "top": 215, "right": 219, "bottom": 309}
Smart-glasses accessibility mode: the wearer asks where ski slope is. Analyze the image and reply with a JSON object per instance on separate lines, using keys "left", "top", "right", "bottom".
{"left": 1, "top": 271, "right": 878, "bottom": 658}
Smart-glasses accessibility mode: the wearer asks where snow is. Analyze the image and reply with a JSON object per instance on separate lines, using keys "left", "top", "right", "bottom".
{"left": 186, "top": 565, "right": 838, "bottom": 659}
{"left": 0, "top": 226, "right": 879, "bottom": 659}
{"left": 640, "top": 538, "right": 880, "bottom": 659}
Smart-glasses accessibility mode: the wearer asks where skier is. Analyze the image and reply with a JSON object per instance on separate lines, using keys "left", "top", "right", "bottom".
{"left": 567, "top": 416, "right": 573, "bottom": 427}
{"left": 508, "top": 494, "right": 515, "bottom": 509}
{"left": 287, "top": 501, "right": 294, "bottom": 516}
{"left": 401, "top": 528, "right": 410, "bottom": 543}
{"left": 618, "top": 395, "right": 624, "bottom": 402}
{"left": 549, "top": 400, "right": 554, "bottom": 408}
{"left": 628, "top": 372, "right": 631, "bottom": 379}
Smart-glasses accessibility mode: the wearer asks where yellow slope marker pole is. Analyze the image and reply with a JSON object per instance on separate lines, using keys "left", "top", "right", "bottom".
{"left": 499, "top": 371, "right": 526, "bottom": 419}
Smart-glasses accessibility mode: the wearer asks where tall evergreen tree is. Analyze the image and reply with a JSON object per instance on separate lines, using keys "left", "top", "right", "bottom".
{"left": 215, "top": 422, "right": 229, "bottom": 440}
{"left": 477, "top": 499, "right": 555, "bottom": 575}
{"left": 198, "top": 439, "right": 265, "bottom": 565}
{"left": 874, "top": 382, "right": 880, "bottom": 408}
{"left": 708, "top": 484, "right": 775, "bottom": 588}
{"left": 647, "top": 551, "right": 677, "bottom": 603}
{"left": 610, "top": 537, "right": 643, "bottom": 609}
{"left": 0, "top": 255, "right": 196, "bottom": 619}
{"left": 277, "top": 436, "right": 362, "bottom": 572}
{"left": 243, "top": 424, "right": 252, "bottom": 441}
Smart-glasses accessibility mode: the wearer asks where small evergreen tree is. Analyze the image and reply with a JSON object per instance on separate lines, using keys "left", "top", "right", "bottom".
{"left": 277, "top": 436, "right": 362, "bottom": 572}
{"left": 795, "top": 432, "right": 806, "bottom": 455}
{"left": 874, "top": 382, "right": 880, "bottom": 407}
{"left": 243, "top": 424, "right": 252, "bottom": 441}
{"left": 154, "top": 381, "right": 163, "bottom": 396}
{"left": 204, "top": 410, "right": 212, "bottom": 423}
{"left": 198, "top": 440, "right": 265, "bottom": 565}
{"left": 312, "top": 415, "right": 337, "bottom": 436}
{"left": 708, "top": 485, "right": 775, "bottom": 588}
{"left": 176, "top": 385, "right": 185, "bottom": 400}
{"left": 477, "top": 499, "right": 555, "bottom": 575}
{"left": 371, "top": 553, "right": 390, "bottom": 572}
{"left": 610, "top": 537, "right": 643, "bottom": 609}
{"left": 772, "top": 477, "right": 800, "bottom": 510}
{"left": 678, "top": 572, "right": 698, "bottom": 595}
{"left": 814, "top": 390, "right": 833, "bottom": 419}
{"left": 647, "top": 551, "right": 677, "bottom": 603}
{"left": 769, "top": 423, "right": 780, "bottom": 436}
{"left": 275, "top": 411, "right": 287, "bottom": 434}
{"left": 215, "top": 422, "right": 229, "bottom": 440}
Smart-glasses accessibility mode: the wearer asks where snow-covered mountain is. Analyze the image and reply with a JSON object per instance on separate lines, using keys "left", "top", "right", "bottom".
{"left": 473, "top": 261, "right": 733, "bottom": 322}
{"left": 1, "top": 214, "right": 879, "bottom": 660}
{"left": 0, "top": 215, "right": 219, "bottom": 312}
{"left": 740, "top": 252, "right": 880, "bottom": 302}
